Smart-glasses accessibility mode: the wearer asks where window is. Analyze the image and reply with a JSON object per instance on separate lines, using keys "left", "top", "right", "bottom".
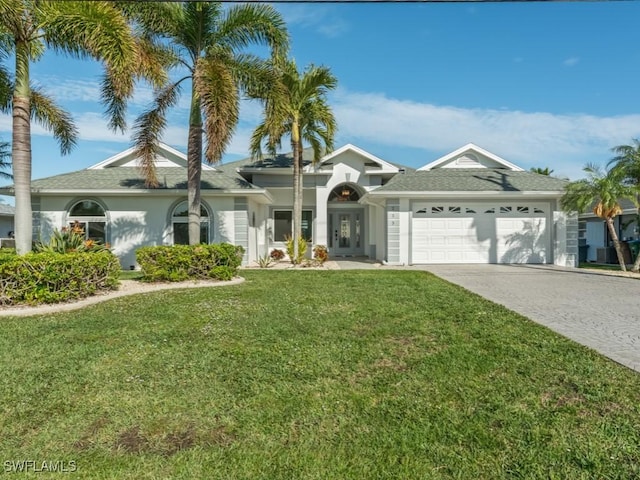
{"left": 465, "top": 207, "right": 476, "bottom": 214}
{"left": 500, "top": 206, "right": 513, "bottom": 213}
{"left": 484, "top": 207, "right": 496, "bottom": 214}
{"left": 67, "top": 200, "right": 107, "bottom": 243}
{"left": 448, "top": 206, "right": 461, "bottom": 214}
{"left": 328, "top": 184, "right": 360, "bottom": 202}
{"left": 578, "top": 220, "right": 587, "bottom": 240}
{"left": 431, "top": 206, "right": 444, "bottom": 214}
{"left": 273, "top": 210, "right": 313, "bottom": 241}
{"left": 517, "top": 206, "right": 529, "bottom": 213}
{"left": 172, "top": 201, "right": 210, "bottom": 245}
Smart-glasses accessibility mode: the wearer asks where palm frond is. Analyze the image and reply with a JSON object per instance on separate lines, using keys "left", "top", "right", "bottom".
{"left": 194, "top": 56, "right": 238, "bottom": 164}
{"left": 39, "top": 1, "right": 138, "bottom": 127}
{"left": 0, "top": 139, "right": 11, "bottom": 180}
{"left": 218, "top": 3, "right": 289, "bottom": 58}
{"left": 132, "top": 80, "right": 183, "bottom": 188}
{"left": 561, "top": 164, "right": 639, "bottom": 218}
{"left": 30, "top": 87, "right": 77, "bottom": 156}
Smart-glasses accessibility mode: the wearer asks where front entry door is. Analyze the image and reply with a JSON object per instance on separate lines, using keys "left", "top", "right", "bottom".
{"left": 328, "top": 211, "right": 364, "bottom": 256}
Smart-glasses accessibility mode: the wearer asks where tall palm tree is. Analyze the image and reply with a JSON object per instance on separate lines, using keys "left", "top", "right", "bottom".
{"left": 608, "top": 139, "right": 640, "bottom": 271}
{"left": 0, "top": 0, "right": 143, "bottom": 254}
{"left": 250, "top": 59, "right": 337, "bottom": 263}
{"left": 132, "top": 2, "right": 288, "bottom": 245}
{"left": 561, "top": 163, "right": 639, "bottom": 271}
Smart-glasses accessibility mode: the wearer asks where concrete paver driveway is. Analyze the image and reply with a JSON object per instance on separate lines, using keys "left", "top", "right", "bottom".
{"left": 420, "top": 264, "right": 640, "bottom": 373}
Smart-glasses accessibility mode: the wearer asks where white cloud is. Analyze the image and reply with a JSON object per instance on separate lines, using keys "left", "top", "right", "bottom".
{"left": 5, "top": 85, "right": 640, "bottom": 181}
{"left": 330, "top": 89, "right": 640, "bottom": 179}
{"left": 276, "top": 4, "right": 349, "bottom": 38}
{"left": 563, "top": 57, "right": 580, "bottom": 67}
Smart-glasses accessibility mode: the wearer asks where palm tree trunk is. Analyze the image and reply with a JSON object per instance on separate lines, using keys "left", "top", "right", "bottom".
{"left": 12, "top": 41, "right": 32, "bottom": 255}
{"left": 291, "top": 123, "right": 302, "bottom": 264}
{"left": 187, "top": 92, "right": 203, "bottom": 246}
{"left": 606, "top": 217, "right": 627, "bottom": 271}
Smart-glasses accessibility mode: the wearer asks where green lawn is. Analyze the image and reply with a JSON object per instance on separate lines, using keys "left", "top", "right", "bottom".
{"left": 2, "top": 270, "right": 640, "bottom": 479}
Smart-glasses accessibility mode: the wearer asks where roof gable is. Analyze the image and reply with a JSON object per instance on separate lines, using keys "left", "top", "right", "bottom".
{"left": 88, "top": 142, "right": 215, "bottom": 171}
{"left": 306, "top": 144, "right": 399, "bottom": 173}
{"left": 418, "top": 143, "right": 524, "bottom": 171}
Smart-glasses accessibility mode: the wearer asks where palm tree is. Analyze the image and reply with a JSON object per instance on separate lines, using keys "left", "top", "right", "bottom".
{"left": 608, "top": 139, "right": 640, "bottom": 271}
{"left": 561, "top": 164, "right": 639, "bottom": 271}
{"left": 250, "top": 59, "right": 337, "bottom": 263}
{"left": 530, "top": 167, "right": 554, "bottom": 176}
{"left": 132, "top": 2, "right": 288, "bottom": 246}
{"left": 0, "top": 1, "right": 143, "bottom": 254}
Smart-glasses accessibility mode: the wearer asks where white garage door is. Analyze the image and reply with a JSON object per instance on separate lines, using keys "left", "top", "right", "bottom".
{"left": 411, "top": 203, "right": 549, "bottom": 264}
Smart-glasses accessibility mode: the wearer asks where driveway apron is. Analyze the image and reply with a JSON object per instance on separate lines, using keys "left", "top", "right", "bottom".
{"left": 419, "top": 264, "right": 640, "bottom": 373}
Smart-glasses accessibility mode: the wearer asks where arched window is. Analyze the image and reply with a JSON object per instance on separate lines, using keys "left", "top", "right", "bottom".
{"left": 328, "top": 184, "right": 360, "bottom": 202}
{"left": 67, "top": 200, "right": 107, "bottom": 243}
{"left": 172, "top": 201, "right": 211, "bottom": 245}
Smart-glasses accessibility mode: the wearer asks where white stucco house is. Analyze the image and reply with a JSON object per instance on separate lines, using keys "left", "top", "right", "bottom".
{"left": 0, "top": 142, "right": 578, "bottom": 268}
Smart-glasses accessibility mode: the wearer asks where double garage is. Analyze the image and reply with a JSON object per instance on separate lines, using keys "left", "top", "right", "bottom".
{"left": 410, "top": 202, "right": 551, "bottom": 264}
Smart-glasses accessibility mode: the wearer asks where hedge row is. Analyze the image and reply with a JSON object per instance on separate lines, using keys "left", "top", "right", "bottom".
{"left": 136, "top": 243, "right": 244, "bottom": 282}
{"left": 0, "top": 251, "right": 121, "bottom": 306}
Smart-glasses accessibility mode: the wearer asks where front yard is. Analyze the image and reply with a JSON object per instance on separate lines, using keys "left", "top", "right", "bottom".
{"left": 1, "top": 270, "right": 639, "bottom": 478}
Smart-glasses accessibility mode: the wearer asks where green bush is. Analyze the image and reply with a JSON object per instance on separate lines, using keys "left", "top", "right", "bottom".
{"left": 312, "top": 245, "right": 328, "bottom": 264}
{"left": 285, "top": 235, "right": 307, "bottom": 264}
{"left": 136, "top": 243, "right": 244, "bottom": 282}
{"left": 35, "top": 222, "right": 110, "bottom": 253}
{"left": 0, "top": 251, "right": 121, "bottom": 306}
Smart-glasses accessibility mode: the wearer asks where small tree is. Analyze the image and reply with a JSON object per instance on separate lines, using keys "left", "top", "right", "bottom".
{"left": 561, "top": 164, "right": 639, "bottom": 271}
{"left": 250, "top": 59, "right": 337, "bottom": 263}
{"left": 609, "top": 139, "right": 640, "bottom": 271}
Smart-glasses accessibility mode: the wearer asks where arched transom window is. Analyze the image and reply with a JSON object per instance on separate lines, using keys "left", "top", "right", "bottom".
{"left": 172, "top": 201, "right": 211, "bottom": 245}
{"left": 328, "top": 184, "right": 360, "bottom": 202}
{"left": 67, "top": 200, "right": 107, "bottom": 243}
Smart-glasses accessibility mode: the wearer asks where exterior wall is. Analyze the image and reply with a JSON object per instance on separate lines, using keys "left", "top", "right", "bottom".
{"left": 233, "top": 197, "right": 249, "bottom": 265}
{"left": 36, "top": 194, "right": 238, "bottom": 269}
{"left": 386, "top": 199, "right": 400, "bottom": 264}
{"left": 553, "top": 211, "right": 579, "bottom": 267}
{"left": 314, "top": 152, "right": 384, "bottom": 257}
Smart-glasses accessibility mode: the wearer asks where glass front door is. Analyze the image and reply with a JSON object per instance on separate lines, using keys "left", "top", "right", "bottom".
{"left": 329, "top": 211, "right": 364, "bottom": 256}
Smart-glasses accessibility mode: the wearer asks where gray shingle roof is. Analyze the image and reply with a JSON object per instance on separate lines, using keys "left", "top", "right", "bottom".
{"left": 373, "top": 169, "right": 568, "bottom": 193}
{"left": 218, "top": 149, "right": 413, "bottom": 174}
{"left": 25, "top": 167, "right": 260, "bottom": 191}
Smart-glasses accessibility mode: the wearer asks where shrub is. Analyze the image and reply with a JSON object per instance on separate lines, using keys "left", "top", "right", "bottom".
{"left": 270, "top": 249, "right": 285, "bottom": 261}
{"left": 136, "top": 243, "right": 244, "bottom": 282}
{"left": 0, "top": 251, "right": 120, "bottom": 306}
{"left": 285, "top": 236, "right": 307, "bottom": 264}
{"left": 257, "top": 254, "right": 275, "bottom": 268}
{"left": 313, "top": 245, "right": 329, "bottom": 264}
{"left": 35, "top": 222, "right": 110, "bottom": 253}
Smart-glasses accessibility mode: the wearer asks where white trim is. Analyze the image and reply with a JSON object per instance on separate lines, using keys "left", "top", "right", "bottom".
{"left": 88, "top": 142, "right": 215, "bottom": 171}
{"left": 365, "top": 190, "right": 563, "bottom": 198}
{"left": 417, "top": 143, "right": 524, "bottom": 172}
{"left": 305, "top": 144, "right": 399, "bottom": 174}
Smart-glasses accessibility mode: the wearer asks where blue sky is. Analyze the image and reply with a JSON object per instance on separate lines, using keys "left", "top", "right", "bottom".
{"left": 3, "top": 1, "right": 640, "bottom": 204}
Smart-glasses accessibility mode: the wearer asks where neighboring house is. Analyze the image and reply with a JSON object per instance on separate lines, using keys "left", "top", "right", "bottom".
{"left": 0, "top": 203, "right": 14, "bottom": 238}
{"left": 0, "top": 142, "right": 578, "bottom": 268}
{"left": 579, "top": 199, "right": 639, "bottom": 263}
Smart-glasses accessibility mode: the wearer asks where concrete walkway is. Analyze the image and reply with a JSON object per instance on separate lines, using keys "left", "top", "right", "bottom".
{"left": 335, "top": 261, "right": 640, "bottom": 373}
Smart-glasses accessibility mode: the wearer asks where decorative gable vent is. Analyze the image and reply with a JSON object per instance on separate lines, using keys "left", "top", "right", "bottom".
{"left": 455, "top": 154, "right": 482, "bottom": 167}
